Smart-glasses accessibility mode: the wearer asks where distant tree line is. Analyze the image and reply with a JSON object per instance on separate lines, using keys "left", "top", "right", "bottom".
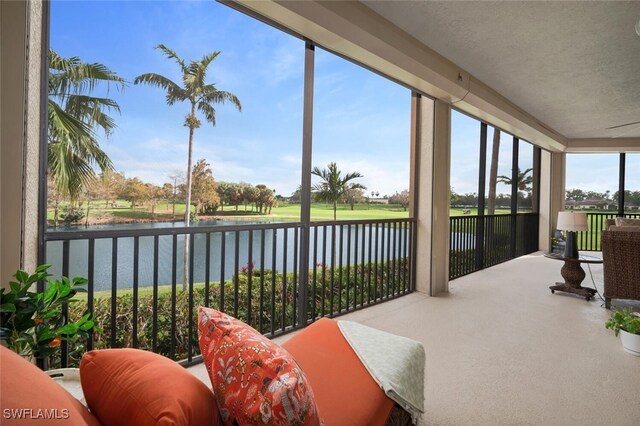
{"left": 389, "top": 190, "right": 410, "bottom": 211}
{"left": 450, "top": 192, "right": 533, "bottom": 209}
{"left": 48, "top": 158, "right": 275, "bottom": 226}
{"left": 565, "top": 188, "right": 640, "bottom": 204}
{"left": 289, "top": 186, "right": 410, "bottom": 211}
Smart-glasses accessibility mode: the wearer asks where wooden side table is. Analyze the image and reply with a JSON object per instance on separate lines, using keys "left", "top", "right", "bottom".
{"left": 543, "top": 253, "right": 602, "bottom": 301}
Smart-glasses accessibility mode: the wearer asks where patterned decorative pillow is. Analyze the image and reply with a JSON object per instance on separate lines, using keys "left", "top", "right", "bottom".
{"left": 615, "top": 217, "right": 640, "bottom": 227}
{"left": 198, "top": 307, "right": 321, "bottom": 426}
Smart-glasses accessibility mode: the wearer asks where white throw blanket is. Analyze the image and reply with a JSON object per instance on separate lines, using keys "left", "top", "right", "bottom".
{"left": 337, "top": 320, "right": 425, "bottom": 424}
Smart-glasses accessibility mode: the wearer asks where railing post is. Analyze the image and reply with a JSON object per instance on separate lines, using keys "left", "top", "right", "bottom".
{"left": 60, "top": 240, "right": 70, "bottom": 368}
{"left": 510, "top": 137, "right": 519, "bottom": 258}
{"left": 618, "top": 153, "right": 625, "bottom": 217}
{"left": 36, "top": 2, "right": 51, "bottom": 371}
{"left": 409, "top": 93, "right": 421, "bottom": 292}
{"left": 297, "top": 41, "right": 315, "bottom": 327}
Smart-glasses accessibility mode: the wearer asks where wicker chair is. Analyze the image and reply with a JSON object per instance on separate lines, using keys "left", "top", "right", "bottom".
{"left": 601, "top": 220, "right": 640, "bottom": 309}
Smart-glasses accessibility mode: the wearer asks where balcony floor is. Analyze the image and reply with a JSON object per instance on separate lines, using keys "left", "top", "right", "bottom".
{"left": 189, "top": 252, "right": 640, "bottom": 425}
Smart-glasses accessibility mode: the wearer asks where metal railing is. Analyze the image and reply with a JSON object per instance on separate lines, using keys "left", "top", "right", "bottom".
{"left": 449, "top": 213, "right": 539, "bottom": 279}
{"left": 576, "top": 212, "right": 640, "bottom": 251}
{"left": 43, "top": 218, "right": 415, "bottom": 368}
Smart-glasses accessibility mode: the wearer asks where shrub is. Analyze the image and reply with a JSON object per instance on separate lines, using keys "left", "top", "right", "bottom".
{"left": 53, "top": 258, "right": 409, "bottom": 368}
{"left": 60, "top": 207, "right": 85, "bottom": 225}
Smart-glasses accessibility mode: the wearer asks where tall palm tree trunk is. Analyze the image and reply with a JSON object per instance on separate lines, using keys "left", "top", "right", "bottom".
{"left": 85, "top": 200, "right": 91, "bottom": 227}
{"left": 134, "top": 45, "right": 241, "bottom": 290}
{"left": 54, "top": 202, "right": 59, "bottom": 227}
{"left": 486, "top": 129, "right": 501, "bottom": 258}
{"left": 182, "top": 118, "right": 195, "bottom": 289}
{"left": 487, "top": 129, "right": 500, "bottom": 215}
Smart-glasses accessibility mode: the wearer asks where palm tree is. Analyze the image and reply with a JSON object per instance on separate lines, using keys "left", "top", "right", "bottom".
{"left": 497, "top": 168, "right": 533, "bottom": 192}
{"left": 134, "top": 44, "right": 241, "bottom": 286}
{"left": 487, "top": 128, "right": 500, "bottom": 215}
{"left": 312, "top": 162, "right": 366, "bottom": 220}
{"left": 48, "top": 50, "right": 125, "bottom": 200}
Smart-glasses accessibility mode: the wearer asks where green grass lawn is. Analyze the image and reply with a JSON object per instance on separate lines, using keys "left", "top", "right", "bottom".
{"left": 75, "top": 282, "right": 209, "bottom": 300}
{"left": 49, "top": 199, "right": 636, "bottom": 226}
{"left": 270, "top": 203, "right": 408, "bottom": 221}
{"left": 48, "top": 200, "right": 410, "bottom": 223}
{"left": 449, "top": 208, "right": 513, "bottom": 216}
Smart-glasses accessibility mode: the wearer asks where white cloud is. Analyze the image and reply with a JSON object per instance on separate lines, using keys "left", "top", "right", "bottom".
{"left": 264, "top": 43, "right": 304, "bottom": 86}
{"left": 281, "top": 155, "right": 301, "bottom": 166}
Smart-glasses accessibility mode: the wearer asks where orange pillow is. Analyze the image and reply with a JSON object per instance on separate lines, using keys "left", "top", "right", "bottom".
{"left": 198, "top": 307, "right": 321, "bottom": 425}
{"left": 80, "top": 348, "right": 220, "bottom": 426}
{"left": 282, "top": 318, "right": 395, "bottom": 425}
{"left": 0, "top": 346, "right": 99, "bottom": 426}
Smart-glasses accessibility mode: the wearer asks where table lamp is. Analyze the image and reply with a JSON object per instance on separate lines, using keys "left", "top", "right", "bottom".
{"left": 556, "top": 211, "right": 588, "bottom": 258}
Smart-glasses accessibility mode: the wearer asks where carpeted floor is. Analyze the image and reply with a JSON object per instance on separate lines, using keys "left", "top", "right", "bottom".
{"left": 189, "top": 251, "right": 640, "bottom": 425}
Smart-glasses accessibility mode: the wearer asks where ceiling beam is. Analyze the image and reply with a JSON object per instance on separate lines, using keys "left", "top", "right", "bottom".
{"left": 566, "top": 138, "right": 640, "bottom": 153}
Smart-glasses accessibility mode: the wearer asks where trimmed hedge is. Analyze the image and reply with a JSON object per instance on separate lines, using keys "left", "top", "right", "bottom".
{"left": 52, "top": 258, "right": 410, "bottom": 368}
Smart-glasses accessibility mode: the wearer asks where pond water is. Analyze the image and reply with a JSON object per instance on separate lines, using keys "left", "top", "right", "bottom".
{"left": 45, "top": 220, "right": 407, "bottom": 292}
{"left": 450, "top": 232, "right": 476, "bottom": 250}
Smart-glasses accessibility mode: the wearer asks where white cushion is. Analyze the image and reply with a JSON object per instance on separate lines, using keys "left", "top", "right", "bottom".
{"left": 614, "top": 217, "right": 640, "bottom": 227}
{"left": 609, "top": 225, "right": 640, "bottom": 232}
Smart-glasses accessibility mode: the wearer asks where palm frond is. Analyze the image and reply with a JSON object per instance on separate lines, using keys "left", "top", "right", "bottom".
{"left": 201, "top": 86, "right": 242, "bottom": 111}
{"left": 47, "top": 50, "right": 122, "bottom": 199}
{"left": 197, "top": 102, "right": 216, "bottom": 126}
{"left": 194, "top": 51, "right": 221, "bottom": 86}
{"left": 48, "top": 100, "right": 95, "bottom": 142}
{"left": 64, "top": 95, "right": 120, "bottom": 135}
{"left": 49, "top": 49, "right": 125, "bottom": 97}
{"left": 155, "top": 44, "right": 188, "bottom": 72}
{"left": 47, "top": 135, "right": 111, "bottom": 200}
{"left": 134, "top": 72, "right": 181, "bottom": 92}
{"left": 343, "top": 171, "right": 364, "bottom": 182}
{"left": 134, "top": 73, "right": 187, "bottom": 105}
{"left": 311, "top": 162, "right": 365, "bottom": 206}
{"left": 199, "top": 51, "right": 221, "bottom": 72}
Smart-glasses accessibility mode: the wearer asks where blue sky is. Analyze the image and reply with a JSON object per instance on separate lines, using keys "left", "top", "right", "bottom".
{"left": 450, "top": 111, "right": 639, "bottom": 195}
{"left": 450, "top": 111, "right": 535, "bottom": 196}
{"left": 51, "top": 0, "right": 637, "bottom": 198}
{"left": 51, "top": 0, "right": 411, "bottom": 197}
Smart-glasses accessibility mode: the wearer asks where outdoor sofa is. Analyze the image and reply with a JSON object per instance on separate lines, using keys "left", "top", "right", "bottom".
{"left": 602, "top": 218, "right": 640, "bottom": 308}
{"left": 1, "top": 317, "right": 412, "bottom": 425}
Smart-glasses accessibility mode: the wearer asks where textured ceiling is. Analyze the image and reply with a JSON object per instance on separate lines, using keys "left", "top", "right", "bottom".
{"left": 362, "top": 1, "right": 640, "bottom": 139}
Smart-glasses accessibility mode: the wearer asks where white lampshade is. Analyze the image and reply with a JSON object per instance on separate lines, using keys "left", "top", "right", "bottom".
{"left": 557, "top": 211, "right": 589, "bottom": 232}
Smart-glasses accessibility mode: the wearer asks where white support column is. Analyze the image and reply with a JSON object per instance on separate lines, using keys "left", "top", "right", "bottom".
{"left": 1, "top": 0, "right": 28, "bottom": 285}
{"left": 538, "top": 150, "right": 551, "bottom": 251}
{"left": 431, "top": 100, "right": 451, "bottom": 295}
{"left": 413, "top": 96, "right": 432, "bottom": 294}
{"left": 0, "top": 0, "right": 43, "bottom": 285}
{"left": 416, "top": 99, "right": 451, "bottom": 296}
{"left": 549, "top": 152, "right": 566, "bottom": 238}
{"left": 23, "top": 1, "right": 44, "bottom": 273}
{"left": 538, "top": 150, "right": 565, "bottom": 251}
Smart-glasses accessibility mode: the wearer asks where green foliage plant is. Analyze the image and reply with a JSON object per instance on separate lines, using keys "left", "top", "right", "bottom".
{"left": 0, "top": 265, "right": 99, "bottom": 361}
{"left": 605, "top": 308, "right": 640, "bottom": 336}
{"left": 60, "top": 206, "right": 85, "bottom": 225}
{"left": 312, "top": 162, "right": 366, "bottom": 220}
{"left": 48, "top": 50, "right": 125, "bottom": 200}
{"left": 57, "top": 258, "right": 409, "bottom": 367}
